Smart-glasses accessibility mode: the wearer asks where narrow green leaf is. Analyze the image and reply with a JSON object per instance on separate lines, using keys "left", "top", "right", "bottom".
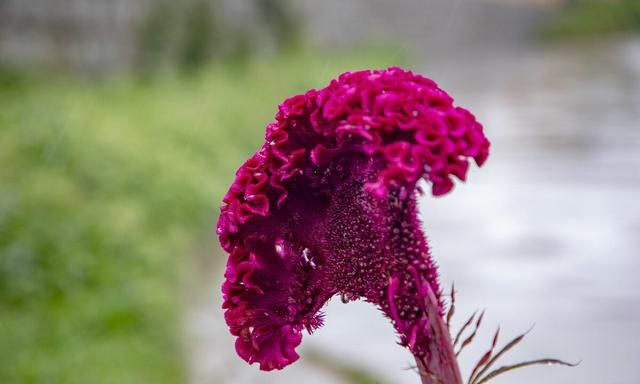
{"left": 475, "top": 358, "right": 580, "bottom": 384}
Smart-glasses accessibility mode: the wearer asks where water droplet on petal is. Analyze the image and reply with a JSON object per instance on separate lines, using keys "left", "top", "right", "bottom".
{"left": 301, "top": 248, "right": 317, "bottom": 269}
{"left": 275, "top": 240, "right": 286, "bottom": 258}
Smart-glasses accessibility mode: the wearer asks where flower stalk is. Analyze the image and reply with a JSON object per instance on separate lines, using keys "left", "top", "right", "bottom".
{"left": 416, "top": 283, "right": 464, "bottom": 384}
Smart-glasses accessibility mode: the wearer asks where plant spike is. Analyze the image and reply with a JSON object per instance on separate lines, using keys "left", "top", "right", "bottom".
{"left": 456, "top": 309, "right": 485, "bottom": 357}
{"left": 467, "top": 326, "right": 500, "bottom": 384}
{"left": 469, "top": 325, "right": 535, "bottom": 384}
{"left": 446, "top": 283, "right": 456, "bottom": 331}
{"left": 453, "top": 310, "right": 478, "bottom": 349}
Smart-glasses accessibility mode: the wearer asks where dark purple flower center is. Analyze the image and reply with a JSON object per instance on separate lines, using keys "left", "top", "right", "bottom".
{"left": 217, "top": 67, "right": 489, "bottom": 374}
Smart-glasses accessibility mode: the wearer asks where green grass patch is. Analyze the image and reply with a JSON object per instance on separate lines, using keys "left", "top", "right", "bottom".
{"left": 542, "top": 0, "right": 640, "bottom": 39}
{"left": 0, "top": 49, "right": 406, "bottom": 383}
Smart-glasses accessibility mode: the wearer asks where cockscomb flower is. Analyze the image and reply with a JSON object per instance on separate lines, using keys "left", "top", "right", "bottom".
{"left": 217, "top": 67, "right": 489, "bottom": 382}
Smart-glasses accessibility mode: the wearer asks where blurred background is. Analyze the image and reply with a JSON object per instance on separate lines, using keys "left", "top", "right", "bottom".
{"left": 1, "top": 0, "right": 639, "bottom": 383}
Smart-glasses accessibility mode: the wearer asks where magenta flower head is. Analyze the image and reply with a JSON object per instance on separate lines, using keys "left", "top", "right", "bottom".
{"left": 217, "top": 67, "right": 489, "bottom": 381}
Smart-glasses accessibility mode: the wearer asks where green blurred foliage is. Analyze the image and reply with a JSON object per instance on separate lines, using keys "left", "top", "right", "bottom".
{"left": 138, "top": 0, "right": 302, "bottom": 75}
{"left": 543, "top": 0, "right": 640, "bottom": 38}
{"left": 137, "top": 0, "right": 179, "bottom": 73}
{"left": 0, "top": 49, "right": 405, "bottom": 383}
{"left": 255, "top": 0, "right": 302, "bottom": 52}
{"left": 138, "top": 0, "right": 223, "bottom": 75}
{"left": 179, "top": 1, "right": 219, "bottom": 73}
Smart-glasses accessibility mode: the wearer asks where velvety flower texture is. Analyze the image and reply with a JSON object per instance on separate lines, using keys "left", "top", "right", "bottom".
{"left": 217, "top": 67, "right": 489, "bottom": 380}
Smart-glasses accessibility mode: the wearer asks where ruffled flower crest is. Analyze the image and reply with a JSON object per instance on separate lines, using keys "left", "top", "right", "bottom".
{"left": 217, "top": 67, "right": 489, "bottom": 375}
